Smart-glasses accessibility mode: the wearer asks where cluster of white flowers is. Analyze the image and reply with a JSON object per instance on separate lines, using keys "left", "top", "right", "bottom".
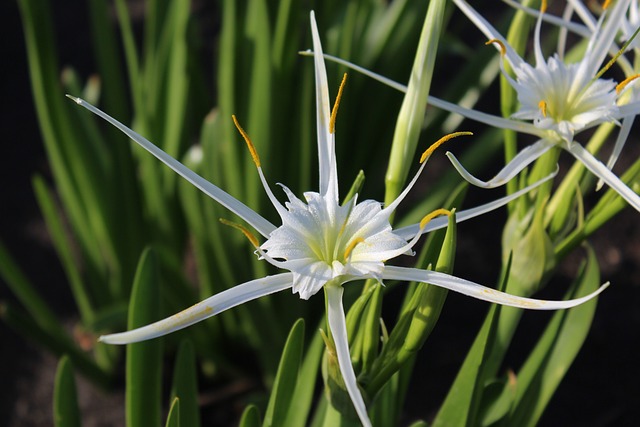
{"left": 66, "top": 2, "right": 640, "bottom": 425}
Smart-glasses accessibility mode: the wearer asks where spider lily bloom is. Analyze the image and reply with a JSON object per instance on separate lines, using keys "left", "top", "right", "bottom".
{"left": 446, "top": 0, "right": 640, "bottom": 211}
{"left": 501, "top": 0, "right": 640, "bottom": 184}
{"left": 69, "top": 11, "right": 608, "bottom": 427}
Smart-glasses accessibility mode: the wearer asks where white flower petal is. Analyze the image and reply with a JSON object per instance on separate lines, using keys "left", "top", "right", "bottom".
{"left": 99, "top": 273, "right": 293, "bottom": 344}
{"left": 326, "top": 286, "right": 372, "bottom": 427}
{"left": 452, "top": 0, "right": 525, "bottom": 69}
{"left": 566, "top": 143, "right": 640, "bottom": 212}
{"left": 310, "top": 11, "right": 339, "bottom": 201}
{"left": 382, "top": 266, "right": 608, "bottom": 309}
{"left": 66, "top": 95, "right": 277, "bottom": 238}
{"left": 446, "top": 138, "right": 556, "bottom": 188}
{"left": 393, "top": 169, "right": 558, "bottom": 240}
{"left": 597, "top": 114, "right": 636, "bottom": 190}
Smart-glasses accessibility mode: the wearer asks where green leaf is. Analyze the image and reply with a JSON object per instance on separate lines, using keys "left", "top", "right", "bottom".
{"left": 171, "top": 340, "right": 200, "bottom": 427}
{"left": 240, "top": 405, "right": 262, "bottom": 427}
{"left": 32, "top": 175, "right": 94, "bottom": 323}
{"left": 384, "top": 0, "right": 446, "bottom": 209}
{"left": 53, "top": 356, "right": 81, "bottom": 427}
{"left": 432, "top": 257, "right": 512, "bottom": 427}
{"left": 283, "top": 322, "right": 325, "bottom": 427}
{"left": 126, "top": 248, "right": 163, "bottom": 427}
{"left": 263, "top": 319, "right": 305, "bottom": 427}
{"left": 165, "top": 397, "right": 180, "bottom": 427}
{"left": 504, "top": 246, "right": 601, "bottom": 426}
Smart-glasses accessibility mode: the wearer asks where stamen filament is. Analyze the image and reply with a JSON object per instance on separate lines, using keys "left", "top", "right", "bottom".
{"left": 485, "top": 39, "right": 506, "bottom": 56}
{"left": 419, "top": 208, "right": 452, "bottom": 229}
{"left": 420, "top": 132, "right": 473, "bottom": 164}
{"left": 344, "top": 237, "right": 365, "bottom": 260}
{"left": 232, "top": 115, "right": 261, "bottom": 167}
{"left": 616, "top": 74, "right": 640, "bottom": 94}
{"left": 219, "top": 218, "right": 260, "bottom": 248}
{"left": 330, "top": 73, "right": 348, "bottom": 134}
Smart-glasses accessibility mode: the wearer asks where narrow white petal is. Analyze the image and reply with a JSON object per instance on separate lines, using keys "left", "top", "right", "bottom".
{"left": 446, "top": 138, "right": 556, "bottom": 188}
{"left": 618, "top": 101, "right": 640, "bottom": 117}
{"left": 452, "top": 0, "right": 524, "bottom": 69}
{"left": 66, "top": 95, "right": 277, "bottom": 238}
{"left": 566, "top": 143, "right": 640, "bottom": 212}
{"left": 326, "top": 286, "right": 372, "bottom": 427}
{"left": 427, "top": 96, "right": 545, "bottom": 137}
{"left": 587, "top": 0, "right": 632, "bottom": 73}
{"left": 310, "top": 12, "right": 338, "bottom": 201}
{"left": 393, "top": 169, "right": 558, "bottom": 240}
{"left": 597, "top": 114, "right": 636, "bottom": 190}
{"left": 302, "top": 52, "right": 545, "bottom": 137}
{"left": 382, "top": 266, "right": 608, "bottom": 309}
{"left": 503, "top": 0, "right": 594, "bottom": 36}
{"left": 383, "top": 161, "right": 427, "bottom": 215}
{"left": 99, "top": 273, "right": 293, "bottom": 344}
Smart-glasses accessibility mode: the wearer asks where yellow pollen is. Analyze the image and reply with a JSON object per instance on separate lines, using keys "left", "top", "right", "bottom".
{"left": 540, "top": 0, "right": 547, "bottom": 13}
{"left": 344, "top": 237, "right": 365, "bottom": 260}
{"left": 420, "top": 131, "right": 473, "bottom": 164}
{"left": 219, "top": 218, "right": 260, "bottom": 248}
{"left": 232, "top": 115, "right": 261, "bottom": 168}
{"left": 538, "top": 100, "right": 548, "bottom": 117}
{"left": 330, "top": 73, "right": 348, "bottom": 134}
{"left": 419, "top": 208, "right": 452, "bottom": 229}
{"left": 603, "top": 0, "right": 612, "bottom": 10}
{"left": 485, "top": 39, "right": 506, "bottom": 57}
{"left": 616, "top": 74, "right": 640, "bottom": 94}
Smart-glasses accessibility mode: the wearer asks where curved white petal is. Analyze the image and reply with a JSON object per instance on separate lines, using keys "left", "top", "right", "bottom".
{"left": 427, "top": 95, "right": 545, "bottom": 137}
{"left": 596, "top": 114, "right": 636, "bottom": 191}
{"left": 382, "top": 266, "right": 608, "bottom": 310}
{"left": 66, "top": 95, "right": 277, "bottom": 238}
{"left": 446, "top": 138, "right": 556, "bottom": 188}
{"left": 326, "top": 285, "right": 372, "bottom": 427}
{"left": 301, "top": 52, "right": 545, "bottom": 137}
{"left": 99, "top": 273, "right": 293, "bottom": 344}
{"left": 310, "top": 11, "right": 338, "bottom": 202}
{"left": 452, "top": 0, "right": 525, "bottom": 69}
{"left": 393, "top": 169, "right": 558, "bottom": 240}
{"left": 618, "top": 101, "right": 640, "bottom": 117}
{"left": 566, "top": 143, "right": 640, "bottom": 212}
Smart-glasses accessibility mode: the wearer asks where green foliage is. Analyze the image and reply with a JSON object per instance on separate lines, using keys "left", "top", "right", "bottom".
{"left": 4, "top": 0, "right": 637, "bottom": 425}
{"left": 53, "top": 356, "right": 81, "bottom": 427}
{"left": 126, "top": 248, "right": 163, "bottom": 427}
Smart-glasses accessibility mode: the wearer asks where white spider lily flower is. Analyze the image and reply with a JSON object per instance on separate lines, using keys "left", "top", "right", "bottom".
{"left": 68, "top": 11, "right": 609, "bottom": 427}
{"left": 501, "top": 0, "right": 639, "bottom": 185}
{"left": 446, "top": 0, "right": 640, "bottom": 211}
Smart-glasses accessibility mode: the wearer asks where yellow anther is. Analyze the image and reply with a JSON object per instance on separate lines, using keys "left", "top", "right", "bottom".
{"left": 616, "top": 74, "right": 640, "bottom": 94}
{"left": 420, "top": 131, "right": 473, "bottom": 164}
{"left": 538, "top": 100, "right": 548, "bottom": 117}
{"left": 485, "top": 39, "right": 506, "bottom": 57}
{"left": 330, "top": 73, "right": 348, "bottom": 134}
{"left": 540, "top": 0, "right": 547, "bottom": 13}
{"left": 344, "top": 237, "right": 365, "bottom": 260}
{"left": 419, "top": 208, "right": 452, "bottom": 229}
{"left": 219, "top": 218, "right": 260, "bottom": 248}
{"left": 603, "top": 0, "right": 612, "bottom": 10}
{"left": 232, "top": 115, "right": 261, "bottom": 168}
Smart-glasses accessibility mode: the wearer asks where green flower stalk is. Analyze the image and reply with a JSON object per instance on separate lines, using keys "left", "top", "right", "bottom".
{"left": 68, "top": 12, "right": 608, "bottom": 427}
